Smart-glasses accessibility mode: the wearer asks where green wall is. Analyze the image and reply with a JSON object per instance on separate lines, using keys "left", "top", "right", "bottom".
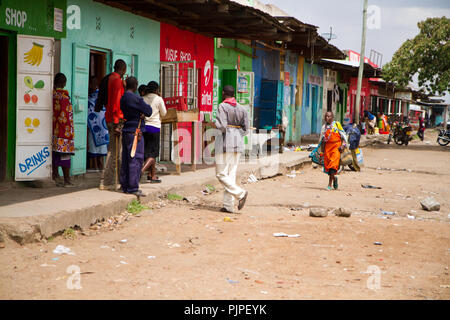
{"left": 214, "top": 38, "right": 253, "bottom": 102}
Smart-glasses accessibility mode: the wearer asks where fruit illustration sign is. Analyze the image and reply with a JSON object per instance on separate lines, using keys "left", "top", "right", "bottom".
{"left": 16, "top": 35, "right": 54, "bottom": 181}
{"left": 17, "top": 36, "right": 53, "bottom": 73}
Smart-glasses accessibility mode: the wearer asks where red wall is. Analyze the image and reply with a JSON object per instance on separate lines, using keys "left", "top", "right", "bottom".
{"left": 160, "top": 23, "right": 214, "bottom": 113}
{"left": 160, "top": 23, "right": 214, "bottom": 163}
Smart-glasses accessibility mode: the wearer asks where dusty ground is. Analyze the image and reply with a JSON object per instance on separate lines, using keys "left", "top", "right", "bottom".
{"left": 0, "top": 132, "right": 449, "bottom": 300}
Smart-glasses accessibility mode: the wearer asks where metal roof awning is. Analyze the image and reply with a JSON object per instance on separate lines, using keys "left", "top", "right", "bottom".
{"left": 320, "top": 58, "right": 381, "bottom": 77}
{"left": 94, "top": 0, "right": 345, "bottom": 60}
{"left": 94, "top": 0, "right": 293, "bottom": 41}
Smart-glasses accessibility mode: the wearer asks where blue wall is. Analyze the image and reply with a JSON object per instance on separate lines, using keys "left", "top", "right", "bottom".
{"left": 301, "top": 62, "right": 324, "bottom": 135}
{"left": 252, "top": 42, "right": 280, "bottom": 109}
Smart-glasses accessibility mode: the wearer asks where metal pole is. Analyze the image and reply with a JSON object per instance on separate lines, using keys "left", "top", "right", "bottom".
{"left": 355, "top": 0, "right": 368, "bottom": 125}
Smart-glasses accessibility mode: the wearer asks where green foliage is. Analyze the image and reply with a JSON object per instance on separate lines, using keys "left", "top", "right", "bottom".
{"left": 167, "top": 193, "right": 184, "bottom": 201}
{"left": 62, "top": 228, "right": 76, "bottom": 240}
{"left": 205, "top": 184, "right": 216, "bottom": 192}
{"left": 382, "top": 17, "right": 450, "bottom": 95}
{"left": 126, "top": 199, "right": 149, "bottom": 214}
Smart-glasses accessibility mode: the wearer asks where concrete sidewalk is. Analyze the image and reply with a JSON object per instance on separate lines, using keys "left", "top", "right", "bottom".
{"left": 0, "top": 152, "right": 312, "bottom": 244}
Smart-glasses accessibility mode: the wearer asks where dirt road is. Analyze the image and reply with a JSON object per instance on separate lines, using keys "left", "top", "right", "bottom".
{"left": 0, "top": 138, "right": 449, "bottom": 300}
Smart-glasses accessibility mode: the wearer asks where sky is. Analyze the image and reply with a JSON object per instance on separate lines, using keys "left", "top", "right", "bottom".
{"left": 260, "top": 0, "right": 450, "bottom": 101}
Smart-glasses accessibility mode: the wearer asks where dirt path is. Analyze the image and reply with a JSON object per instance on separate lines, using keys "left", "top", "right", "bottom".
{"left": 0, "top": 140, "right": 449, "bottom": 300}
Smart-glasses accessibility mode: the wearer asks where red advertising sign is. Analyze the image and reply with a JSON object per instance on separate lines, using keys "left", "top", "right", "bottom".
{"left": 160, "top": 23, "right": 214, "bottom": 112}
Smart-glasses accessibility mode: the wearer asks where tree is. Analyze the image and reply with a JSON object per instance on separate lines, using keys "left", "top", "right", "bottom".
{"left": 382, "top": 16, "right": 450, "bottom": 95}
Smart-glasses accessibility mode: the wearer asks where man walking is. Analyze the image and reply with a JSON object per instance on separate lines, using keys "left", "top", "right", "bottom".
{"left": 212, "top": 85, "right": 249, "bottom": 213}
{"left": 100, "top": 59, "right": 126, "bottom": 190}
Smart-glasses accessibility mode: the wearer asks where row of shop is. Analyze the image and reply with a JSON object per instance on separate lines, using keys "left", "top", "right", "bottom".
{"left": 0, "top": 0, "right": 438, "bottom": 182}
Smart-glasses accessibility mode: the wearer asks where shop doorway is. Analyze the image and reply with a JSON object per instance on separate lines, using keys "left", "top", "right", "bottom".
{"left": 86, "top": 49, "right": 108, "bottom": 171}
{"left": 311, "top": 85, "right": 318, "bottom": 133}
{"left": 0, "top": 36, "right": 9, "bottom": 182}
{"left": 327, "top": 89, "right": 333, "bottom": 112}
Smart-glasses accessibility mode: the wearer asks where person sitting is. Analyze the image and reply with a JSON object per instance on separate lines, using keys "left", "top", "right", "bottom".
{"left": 364, "top": 110, "right": 376, "bottom": 135}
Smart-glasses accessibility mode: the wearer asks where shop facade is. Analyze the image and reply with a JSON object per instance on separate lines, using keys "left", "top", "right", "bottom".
{"left": 301, "top": 62, "right": 324, "bottom": 135}
{"left": 59, "top": 0, "right": 160, "bottom": 175}
{"left": 159, "top": 22, "right": 214, "bottom": 164}
{"left": 0, "top": 0, "right": 67, "bottom": 182}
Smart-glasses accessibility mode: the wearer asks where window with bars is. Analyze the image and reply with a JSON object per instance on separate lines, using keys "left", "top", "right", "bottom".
{"left": 160, "top": 61, "right": 197, "bottom": 110}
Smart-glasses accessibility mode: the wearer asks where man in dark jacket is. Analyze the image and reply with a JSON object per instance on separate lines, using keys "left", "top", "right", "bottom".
{"left": 119, "top": 77, "right": 152, "bottom": 196}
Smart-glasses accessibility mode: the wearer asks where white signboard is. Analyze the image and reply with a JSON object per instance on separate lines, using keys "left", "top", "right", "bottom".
{"left": 16, "top": 35, "right": 54, "bottom": 181}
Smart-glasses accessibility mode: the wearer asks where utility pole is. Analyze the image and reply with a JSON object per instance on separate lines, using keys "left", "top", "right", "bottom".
{"left": 355, "top": 0, "right": 368, "bottom": 125}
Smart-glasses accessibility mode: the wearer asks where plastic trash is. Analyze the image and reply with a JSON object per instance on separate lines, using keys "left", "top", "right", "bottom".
{"left": 407, "top": 214, "right": 415, "bottom": 220}
{"left": 380, "top": 209, "right": 396, "bottom": 215}
{"left": 373, "top": 242, "right": 383, "bottom": 245}
{"left": 226, "top": 278, "right": 239, "bottom": 284}
{"left": 53, "top": 245, "right": 75, "bottom": 255}
{"left": 224, "top": 217, "right": 233, "bottom": 222}
{"left": 52, "top": 257, "right": 59, "bottom": 261}
{"left": 119, "top": 239, "right": 128, "bottom": 243}
{"left": 247, "top": 174, "right": 258, "bottom": 183}
{"left": 361, "top": 184, "right": 382, "bottom": 189}
{"left": 147, "top": 256, "right": 156, "bottom": 259}
{"left": 273, "top": 232, "right": 300, "bottom": 238}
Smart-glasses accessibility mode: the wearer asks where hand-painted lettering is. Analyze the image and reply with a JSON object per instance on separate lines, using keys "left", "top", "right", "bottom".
{"left": 18, "top": 146, "right": 50, "bottom": 176}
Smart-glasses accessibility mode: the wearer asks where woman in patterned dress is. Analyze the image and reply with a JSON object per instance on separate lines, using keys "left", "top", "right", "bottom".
{"left": 52, "top": 73, "right": 75, "bottom": 187}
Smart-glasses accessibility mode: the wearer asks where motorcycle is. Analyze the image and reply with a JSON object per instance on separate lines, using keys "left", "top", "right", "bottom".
{"left": 437, "top": 129, "right": 450, "bottom": 146}
{"left": 387, "top": 121, "right": 399, "bottom": 144}
{"left": 393, "top": 122, "right": 413, "bottom": 146}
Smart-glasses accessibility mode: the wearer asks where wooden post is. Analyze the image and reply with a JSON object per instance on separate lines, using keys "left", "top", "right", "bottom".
{"left": 191, "top": 122, "right": 196, "bottom": 171}
{"left": 174, "top": 122, "right": 181, "bottom": 175}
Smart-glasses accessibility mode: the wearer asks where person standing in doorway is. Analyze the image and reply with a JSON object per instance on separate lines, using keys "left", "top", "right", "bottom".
{"left": 99, "top": 59, "right": 126, "bottom": 190}
{"left": 212, "top": 85, "right": 249, "bottom": 213}
{"left": 120, "top": 77, "right": 152, "bottom": 196}
{"left": 320, "top": 111, "right": 348, "bottom": 190}
{"left": 52, "top": 73, "right": 75, "bottom": 187}
{"left": 141, "top": 81, "right": 167, "bottom": 183}
{"left": 87, "top": 77, "right": 108, "bottom": 172}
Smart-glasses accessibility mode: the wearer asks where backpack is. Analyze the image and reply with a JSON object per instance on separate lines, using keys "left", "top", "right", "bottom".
{"left": 94, "top": 73, "right": 111, "bottom": 112}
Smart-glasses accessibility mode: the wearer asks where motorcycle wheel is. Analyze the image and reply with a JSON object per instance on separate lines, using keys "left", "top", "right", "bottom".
{"left": 394, "top": 135, "right": 404, "bottom": 145}
{"left": 437, "top": 136, "right": 450, "bottom": 146}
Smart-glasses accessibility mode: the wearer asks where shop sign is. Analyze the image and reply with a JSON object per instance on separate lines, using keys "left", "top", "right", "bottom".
{"left": 0, "top": 0, "right": 66, "bottom": 38}
{"left": 308, "top": 74, "right": 322, "bottom": 86}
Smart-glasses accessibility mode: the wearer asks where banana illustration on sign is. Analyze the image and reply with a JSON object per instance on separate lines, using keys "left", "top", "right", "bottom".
{"left": 24, "top": 42, "right": 44, "bottom": 66}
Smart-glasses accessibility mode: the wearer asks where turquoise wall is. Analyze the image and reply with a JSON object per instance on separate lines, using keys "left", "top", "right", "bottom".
{"left": 60, "top": 0, "right": 160, "bottom": 175}
{"left": 283, "top": 51, "right": 298, "bottom": 143}
{"left": 301, "top": 62, "right": 323, "bottom": 135}
{"left": 61, "top": 0, "right": 160, "bottom": 90}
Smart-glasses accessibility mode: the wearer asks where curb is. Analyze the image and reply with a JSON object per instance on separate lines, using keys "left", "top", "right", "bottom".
{"left": 0, "top": 154, "right": 311, "bottom": 245}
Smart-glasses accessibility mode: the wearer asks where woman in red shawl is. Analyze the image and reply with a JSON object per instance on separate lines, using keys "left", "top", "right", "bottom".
{"left": 52, "top": 73, "right": 75, "bottom": 187}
